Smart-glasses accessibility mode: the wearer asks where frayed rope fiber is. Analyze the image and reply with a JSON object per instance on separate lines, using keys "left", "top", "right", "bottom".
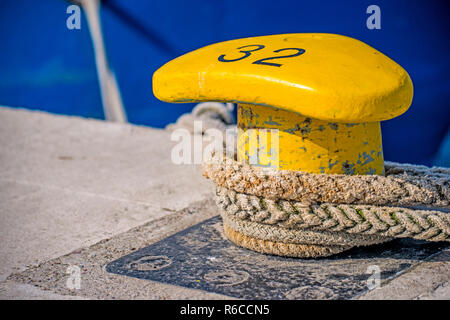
{"left": 203, "top": 156, "right": 450, "bottom": 207}
{"left": 203, "top": 155, "right": 450, "bottom": 257}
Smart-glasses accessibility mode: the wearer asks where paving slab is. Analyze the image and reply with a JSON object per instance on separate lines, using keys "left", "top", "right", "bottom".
{"left": 7, "top": 199, "right": 230, "bottom": 299}
{"left": 0, "top": 281, "right": 88, "bottom": 300}
{"left": 0, "top": 107, "right": 213, "bottom": 290}
{"left": 359, "top": 248, "right": 450, "bottom": 300}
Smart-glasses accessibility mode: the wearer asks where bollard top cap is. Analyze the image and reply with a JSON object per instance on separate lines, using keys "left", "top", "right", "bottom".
{"left": 153, "top": 33, "right": 413, "bottom": 123}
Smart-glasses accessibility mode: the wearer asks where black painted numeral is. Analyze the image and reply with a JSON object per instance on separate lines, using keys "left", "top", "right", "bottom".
{"left": 218, "top": 44, "right": 265, "bottom": 62}
{"left": 252, "top": 48, "right": 305, "bottom": 67}
{"left": 218, "top": 45, "right": 305, "bottom": 67}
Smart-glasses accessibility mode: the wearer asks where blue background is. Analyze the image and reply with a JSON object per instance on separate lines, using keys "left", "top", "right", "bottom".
{"left": 0, "top": 0, "right": 449, "bottom": 166}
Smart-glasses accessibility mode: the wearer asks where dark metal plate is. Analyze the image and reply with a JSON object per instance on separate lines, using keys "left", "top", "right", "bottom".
{"left": 106, "top": 216, "right": 448, "bottom": 299}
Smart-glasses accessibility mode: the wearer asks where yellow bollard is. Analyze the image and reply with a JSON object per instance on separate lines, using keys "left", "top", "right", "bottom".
{"left": 153, "top": 33, "right": 413, "bottom": 175}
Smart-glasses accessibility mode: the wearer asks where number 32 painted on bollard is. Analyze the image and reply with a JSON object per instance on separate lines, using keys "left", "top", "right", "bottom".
{"left": 218, "top": 45, "right": 306, "bottom": 67}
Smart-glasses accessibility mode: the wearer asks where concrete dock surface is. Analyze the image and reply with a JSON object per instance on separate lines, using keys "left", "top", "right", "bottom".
{"left": 0, "top": 106, "right": 448, "bottom": 300}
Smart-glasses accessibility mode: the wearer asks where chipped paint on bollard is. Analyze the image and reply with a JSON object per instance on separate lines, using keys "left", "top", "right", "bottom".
{"left": 237, "top": 103, "right": 384, "bottom": 174}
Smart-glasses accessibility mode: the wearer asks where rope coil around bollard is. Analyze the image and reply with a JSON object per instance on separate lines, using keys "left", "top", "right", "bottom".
{"left": 203, "top": 155, "right": 450, "bottom": 207}
{"left": 203, "top": 155, "right": 450, "bottom": 258}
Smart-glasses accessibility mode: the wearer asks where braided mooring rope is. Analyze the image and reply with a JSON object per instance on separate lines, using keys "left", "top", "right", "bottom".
{"left": 221, "top": 211, "right": 391, "bottom": 246}
{"left": 203, "top": 154, "right": 449, "bottom": 257}
{"left": 216, "top": 186, "right": 450, "bottom": 242}
{"left": 223, "top": 224, "right": 352, "bottom": 258}
{"left": 203, "top": 156, "right": 450, "bottom": 207}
